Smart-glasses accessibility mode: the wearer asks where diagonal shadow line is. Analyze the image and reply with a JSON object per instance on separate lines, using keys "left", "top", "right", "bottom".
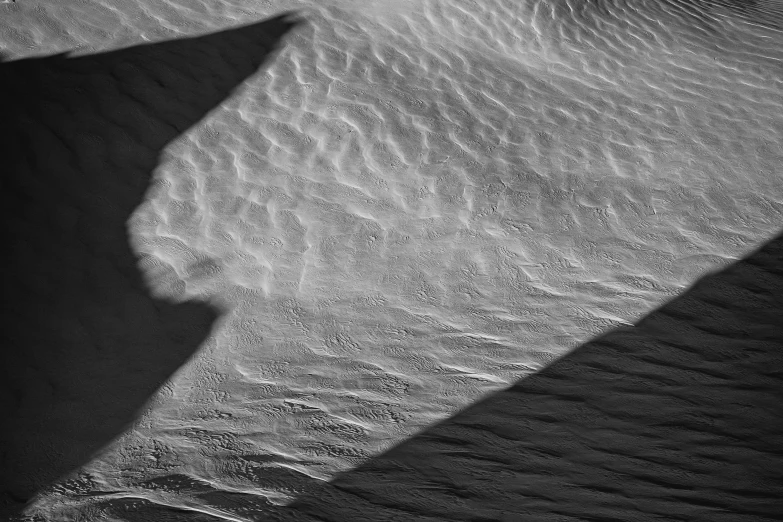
{"left": 0, "top": 13, "right": 301, "bottom": 518}
{"left": 282, "top": 230, "right": 783, "bottom": 521}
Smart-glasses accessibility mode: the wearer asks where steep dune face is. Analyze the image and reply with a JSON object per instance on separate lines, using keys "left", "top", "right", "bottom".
{"left": 0, "top": 15, "right": 300, "bottom": 515}
{"left": 1, "top": 0, "right": 782, "bottom": 520}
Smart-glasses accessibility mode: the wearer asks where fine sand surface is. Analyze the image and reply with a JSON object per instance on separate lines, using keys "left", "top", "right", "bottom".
{"left": 1, "top": 0, "right": 782, "bottom": 520}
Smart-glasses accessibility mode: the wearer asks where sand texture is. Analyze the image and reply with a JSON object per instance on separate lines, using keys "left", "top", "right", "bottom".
{"left": 1, "top": 0, "right": 782, "bottom": 520}
{"left": 284, "top": 231, "right": 783, "bottom": 521}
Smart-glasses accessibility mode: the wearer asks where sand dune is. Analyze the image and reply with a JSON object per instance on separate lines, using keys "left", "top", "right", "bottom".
{"left": 1, "top": 0, "right": 782, "bottom": 520}
{"left": 23, "top": 232, "right": 781, "bottom": 522}
{"left": 284, "top": 230, "right": 783, "bottom": 521}
{"left": 1, "top": 13, "right": 301, "bottom": 516}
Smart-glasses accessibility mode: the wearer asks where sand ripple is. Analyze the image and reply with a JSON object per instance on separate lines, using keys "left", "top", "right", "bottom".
{"left": 3, "top": 0, "right": 782, "bottom": 519}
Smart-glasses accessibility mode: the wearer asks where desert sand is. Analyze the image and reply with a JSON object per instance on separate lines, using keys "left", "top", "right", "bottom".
{"left": 1, "top": 0, "right": 781, "bottom": 520}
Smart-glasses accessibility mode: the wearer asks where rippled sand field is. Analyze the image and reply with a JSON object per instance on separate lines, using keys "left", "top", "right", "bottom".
{"left": 2, "top": 0, "right": 782, "bottom": 520}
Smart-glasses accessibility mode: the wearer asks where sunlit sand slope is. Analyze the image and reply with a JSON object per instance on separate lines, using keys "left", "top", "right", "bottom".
{"left": 1, "top": 0, "right": 782, "bottom": 520}
{"left": 286, "top": 231, "right": 783, "bottom": 521}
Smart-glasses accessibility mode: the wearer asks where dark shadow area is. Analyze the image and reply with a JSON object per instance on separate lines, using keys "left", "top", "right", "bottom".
{"left": 0, "top": 13, "right": 300, "bottom": 518}
{"left": 281, "top": 231, "right": 783, "bottom": 521}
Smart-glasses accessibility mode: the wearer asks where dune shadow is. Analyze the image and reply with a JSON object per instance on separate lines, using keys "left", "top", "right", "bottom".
{"left": 283, "top": 231, "right": 783, "bottom": 520}
{"left": 0, "top": 13, "right": 301, "bottom": 517}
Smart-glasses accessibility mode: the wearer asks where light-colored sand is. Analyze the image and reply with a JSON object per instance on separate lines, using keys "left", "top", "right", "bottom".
{"left": 1, "top": 0, "right": 781, "bottom": 520}
{"left": 283, "top": 232, "right": 783, "bottom": 521}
